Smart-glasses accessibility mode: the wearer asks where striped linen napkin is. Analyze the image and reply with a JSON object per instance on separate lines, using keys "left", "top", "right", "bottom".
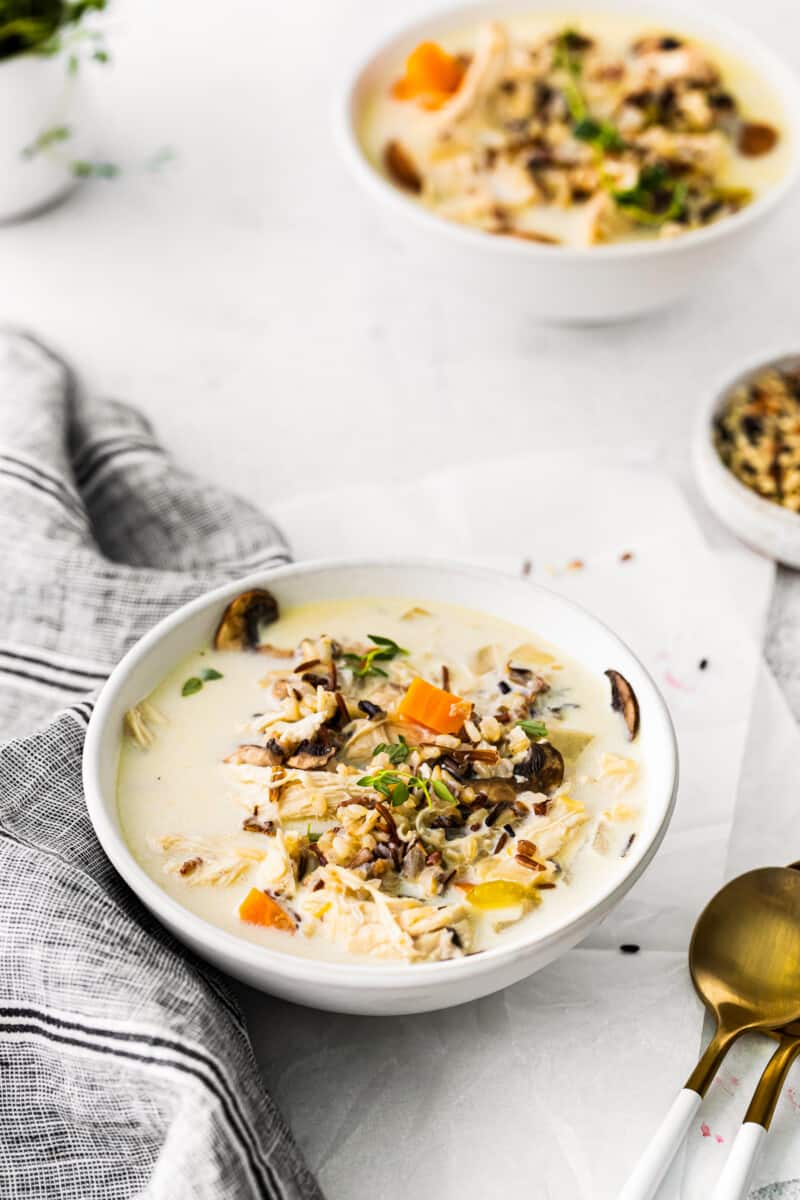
{"left": 0, "top": 331, "right": 323, "bottom": 1200}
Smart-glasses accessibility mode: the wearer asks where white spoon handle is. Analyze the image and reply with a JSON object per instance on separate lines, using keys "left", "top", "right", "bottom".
{"left": 711, "top": 1123, "right": 765, "bottom": 1200}
{"left": 618, "top": 1089, "right": 701, "bottom": 1200}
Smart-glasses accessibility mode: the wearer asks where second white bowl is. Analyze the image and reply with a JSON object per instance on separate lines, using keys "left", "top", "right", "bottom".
{"left": 337, "top": 0, "right": 800, "bottom": 324}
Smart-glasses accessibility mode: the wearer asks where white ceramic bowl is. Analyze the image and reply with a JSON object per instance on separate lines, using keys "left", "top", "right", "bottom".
{"left": 84, "top": 559, "right": 678, "bottom": 1014}
{"left": 336, "top": 0, "right": 800, "bottom": 324}
{"left": 694, "top": 351, "right": 800, "bottom": 568}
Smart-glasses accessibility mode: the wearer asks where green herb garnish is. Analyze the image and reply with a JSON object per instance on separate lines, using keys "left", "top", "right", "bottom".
{"left": 552, "top": 28, "right": 625, "bottom": 155}
{"left": 200, "top": 667, "right": 223, "bottom": 682}
{"left": 372, "top": 735, "right": 411, "bottom": 765}
{"left": 573, "top": 116, "right": 625, "bottom": 153}
{"left": 357, "top": 768, "right": 456, "bottom": 808}
{"left": 553, "top": 28, "right": 587, "bottom": 123}
{"left": 344, "top": 634, "right": 408, "bottom": 678}
{"left": 517, "top": 719, "right": 549, "bottom": 739}
{"left": 613, "top": 163, "right": 688, "bottom": 226}
{"left": 306, "top": 825, "right": 321, "bottom": 844}
{"left": 181, "top": 677, "right": 203, "bottom": 697}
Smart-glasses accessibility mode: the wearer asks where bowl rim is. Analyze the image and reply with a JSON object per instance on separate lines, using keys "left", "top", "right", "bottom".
{"left": 694, "top": 347, "right": 800, "bottom": 533}
{"left": 83, "top": 556, "right": 679, "bottom": 990}
{"left": 334, "top": 0, "right": 800, "bottom": 263}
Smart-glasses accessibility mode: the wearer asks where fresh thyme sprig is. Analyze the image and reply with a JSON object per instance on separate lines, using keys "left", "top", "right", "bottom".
{"left": 357, "top": 768, "right": 456, "bottom": 808}
{"left": 517, "top": 719, "right": 548, "bottom": 739}
{"left": 372, "top": 735, "right": 411, "bottom": 765}
{"left": 344, "top": 634, "right": 408, "bottom": 678}
{"left": 613, "top": 162, "right": 688, "bottom": 226}
{"left": 553, "top": 28, "right": 626, "bottom": 155}
{"left": 181, "top": 667, "right": 223, "bottom": 696}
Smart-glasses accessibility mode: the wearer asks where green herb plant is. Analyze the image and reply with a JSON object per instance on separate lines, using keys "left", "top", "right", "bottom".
{"left": 0, "top": 0, "right": 106, "bottom": 61}
{"left": 2, "top": 1, "right": 125, "bottom": 180}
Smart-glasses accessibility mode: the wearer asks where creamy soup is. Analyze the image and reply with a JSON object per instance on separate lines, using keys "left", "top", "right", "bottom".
{"left": 359, "top": 12, "right": 790, "bottom": 246}
{"left": 118, "top": 591, "right": 645, "bottom": 964}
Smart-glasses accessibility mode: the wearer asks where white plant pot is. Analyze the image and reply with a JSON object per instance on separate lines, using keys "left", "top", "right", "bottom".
{"left": 0, "top": 49, "right": 85, "bottom": 223}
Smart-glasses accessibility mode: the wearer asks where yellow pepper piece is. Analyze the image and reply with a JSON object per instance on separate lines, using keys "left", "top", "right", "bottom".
{"left": 466, "top": 880, "right": 534, "bottom": 911}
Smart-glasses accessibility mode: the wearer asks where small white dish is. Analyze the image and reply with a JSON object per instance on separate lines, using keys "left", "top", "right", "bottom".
{"left": 84, "top": 558, "right": 678, "bottom": 1015}
{"left": 336, "top": 0, "right": 800, "bottom": 324}
{"left": 694, "top": 352, "right": 800, "bottom": 569}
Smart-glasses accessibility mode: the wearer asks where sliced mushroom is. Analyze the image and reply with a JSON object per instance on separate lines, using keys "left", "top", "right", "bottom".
{"left": 402, "top": 841, "right": 427, "bottom": 880}
{"left": 214, "top": 588, "right": 279, "bottom": 651}
{"left": 286, "top": 730, "right": 338, "bottom": 770}
{"left": 515, "top": 741, "right": 564, "bottom": 794}
{"left": 738, "top": 122, "right": 778, "bottom": 157}
{"left": 384, "top": 140, "right": 422, "bottom": 193}
{"left": 225, "top": 742, "right": 284, "bottom": 768}
{"left": 242, "top": 816, "right": 276, "bottom": 834}
{"left": 605, "top": 669, "right": 640, "bottom": 740}
{"left": 478, "top": 779, "right": 518, "bottom": 809}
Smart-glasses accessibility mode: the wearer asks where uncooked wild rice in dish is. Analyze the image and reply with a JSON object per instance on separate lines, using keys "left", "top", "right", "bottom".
{"left": 714, "top": 359, "right": 800, "bottom": 512}
{"left": 358, "top": 13, "right": 788, "bottom": 246}
{"left": 118, "top": 591, "right": 645, "bottom": 964}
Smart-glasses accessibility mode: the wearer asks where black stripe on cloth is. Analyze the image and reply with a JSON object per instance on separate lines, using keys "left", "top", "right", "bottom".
{"left": 0, "top": 1007, "right": 281, "bottom": 1199}
{"left": 0, "top": 1017, "right": 275, "bottom": 1195}
{"left": 0, "top": 452, "right": 84, "bottom": 517}
{"left": 0, "top": 663, "right": 93, "bottom": 696}
{"left": 72, "top": 429, "right": 153, "bottom": 472}
{"left": 0, "top": 465, "right": 87, "bottom": 527}
{"left": 0, "top": 647, "right": 107, "bottom": 684}
{"left": 65, "top": 699, "right": 95, "bottom": 726}
{"left": 75, "top": 437, "right": 163, "bottom": 489}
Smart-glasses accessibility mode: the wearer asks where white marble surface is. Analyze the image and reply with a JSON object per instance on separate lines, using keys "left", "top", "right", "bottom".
{"left": 4, "top": 1, "right": 800, "bottom": 1196}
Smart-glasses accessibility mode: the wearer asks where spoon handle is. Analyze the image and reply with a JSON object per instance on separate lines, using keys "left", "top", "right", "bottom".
{"left": 617, "top": 1089, "right": 701, "bottom": 1200}
{"left": 711, "top": 1036, "right": 800, "bottom": 1200}
{"left": 619, "top": 1028, "right": 737, "bottom": 1200}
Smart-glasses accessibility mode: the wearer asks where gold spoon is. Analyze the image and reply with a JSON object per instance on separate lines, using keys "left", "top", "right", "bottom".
{"left": 619, "top": 867, "right": 800, "bottom": 1200}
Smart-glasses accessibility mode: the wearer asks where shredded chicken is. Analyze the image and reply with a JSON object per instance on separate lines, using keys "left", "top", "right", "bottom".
{"left": 124, "top": 700, "right": 167, "bottom": 749}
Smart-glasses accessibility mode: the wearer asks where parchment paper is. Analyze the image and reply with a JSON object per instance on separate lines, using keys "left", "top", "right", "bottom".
{"left": 232, "top": 452, "right": 800, "bottom": 1199}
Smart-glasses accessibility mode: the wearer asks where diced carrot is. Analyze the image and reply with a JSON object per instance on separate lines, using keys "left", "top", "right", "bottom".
{"left": 392, "top": 41, "right": 466, "bottom": 108}
{"left": 238, "top": 887, "right": 296, "bottom": 934}
{"left": 398, "top": 676, "right": 473, "bottom": 735}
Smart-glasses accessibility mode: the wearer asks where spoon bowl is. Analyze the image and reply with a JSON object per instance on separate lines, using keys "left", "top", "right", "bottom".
{"left": 687, "top": 866, "right": 800, "bottom": 1089}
